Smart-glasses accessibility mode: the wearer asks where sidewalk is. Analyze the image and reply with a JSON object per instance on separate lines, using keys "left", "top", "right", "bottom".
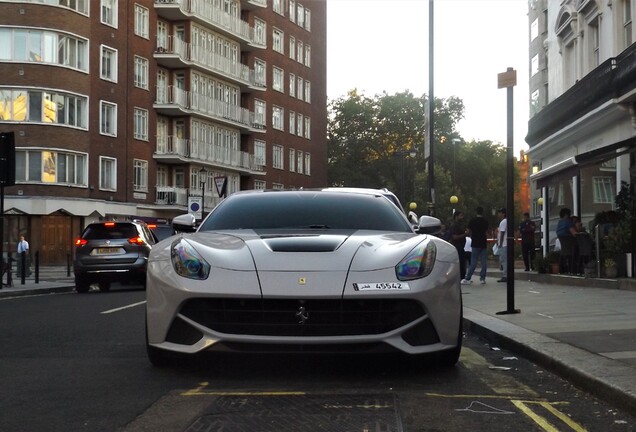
{"left": 3, "top": 265, "right": 636, "bottom": 414}
{"left": 464, "top": 268, "right": 636, "bottom": 415}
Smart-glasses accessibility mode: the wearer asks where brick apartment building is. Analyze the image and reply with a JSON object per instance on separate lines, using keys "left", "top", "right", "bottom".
{"left": 0, "top": 0, "right": 327, "bottom": 265}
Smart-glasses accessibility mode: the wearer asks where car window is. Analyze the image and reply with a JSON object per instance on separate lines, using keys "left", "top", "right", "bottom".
{"left": 82, "top": 224, "right": 139, "bottom": 240}
{"left": 150, "top": 225, "right": 176, "bottom": 241}
{"left": 200, "top": 192, "right": 412, "bottom": 232}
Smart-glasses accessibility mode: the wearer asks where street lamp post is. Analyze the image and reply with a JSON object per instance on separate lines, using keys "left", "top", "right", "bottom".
{"left": 199, "top": 167, "right": 207, "bottom": 220}
{"left": 398, "top": 149, "right": 417, "bottom": 206}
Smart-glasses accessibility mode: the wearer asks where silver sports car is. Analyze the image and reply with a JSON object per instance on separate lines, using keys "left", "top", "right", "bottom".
{"left": 145, "top": 189, "right": 462, "bottom": 366}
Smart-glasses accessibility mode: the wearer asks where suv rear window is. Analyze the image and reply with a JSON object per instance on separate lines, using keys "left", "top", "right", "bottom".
{"left": 82, "top": 223, "right": 139, "bottom": 240}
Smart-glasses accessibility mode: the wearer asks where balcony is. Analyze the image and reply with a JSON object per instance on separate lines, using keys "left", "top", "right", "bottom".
{"left": 154, "top": 0, "right": 266, "bottom": 50}
{"left": 156, "top": 186, "right": 188, "bottom": 206}
{"left": 154, "top": 85, "right": 265, "bottom": 132}
{"left": 155, "top": 135, "right": 265, "bottom": 173}
{"left": 155, "top": 35, "right": 266, "bottom": 91}
{"left": 527, "top": 42, "right": 636, "bottom": 146}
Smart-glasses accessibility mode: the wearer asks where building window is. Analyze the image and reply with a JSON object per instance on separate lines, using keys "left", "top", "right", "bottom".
{"left": 254, "top": 139, "right": 266, "bottom": 166}
{"left": 289, "top": 0, "right": 296, "bottom": 23}
{"left": 624, "top": 0, "right": 633, "bottom": 49}
{"left": 15, "top": 149, "right": 87, "bottom": 186}
{"left": 297, "top": 77, "right": 303, "bottom": 101}
{"left": 254, "top": 99, "right": 266, "bottom": 127}
{"left": 297, "top": 4, "right": 305, "bottom": 28}
{"left": 272, "top": 105, "right": 284, "bottom": 130}
{"left": 100, "top": 101, "right": 117, "bottom": 136}
{"left": 134, "top": 108, "right": 148, "bottom": 140}
{"left": 590, "top": 18, "right": 600, "bottom": 69}
{"left": 297, "top": 150, "right": 303, "bottom": 174}
{"left": 273, "top": 66, "right": 284, "bottom": 92}
{"left": 254, "top": 180, "right": 266, "bottom": 190}
{"left": 304, "top": 80, "right": 311, "bottom": 103}
{"left": 101, "top": 0, "right": 118, "bottom": 28}
{"left": 255, "top": 58, "right": 266, "bottom": 87}
{"left": 304, "top": 116, "right": 310, "bottom": 139}
{"left": 134, "top": 4, "right": 149, "bottom": 39}
{"left": 530, "top": 89, "right": 540, "bottom": 115}
{"left": 297, "top": 113, "right": 303, "bottom": 137}
{"left": 99, "top": 156, "right": 117, "bottom": 191}
{"left": 531, "top": 54, "right": 539, "bottom": 76}
{"left": 134, "top": 56, "right": 149, "bottom": 89}
{"left": 297, "top": 40, "right": 304, "bottom": 64}
{"left": 289, "top": 111, "right": 295, "bottom": 135}
{"left": 254, "top": 18, "right": 266, "bottom": 46}
{"left": 273, "top": 28, "right": 284, "bottom": 54}
{"left": 272, "top": 182, "right": 284, "bottom": 190}
{"left": 273, "top": 0, "right": 283, "bottom": 15}
{"left": 289, "top": 73, "right": 296, "bottom": 97}
{"left": 133, "top": 159, "right": 148, "bottom": 192}
{"left": 304, "top": 8, "right": 311, "bottom": 31}
{"left": 0, "top": 88, "right": 88, "bottom": 128}
{"left": 304, "top": 44, "right": 311, "bottom": 67}
{"left": 593, "top": 176, "right": 616, "bottom": 204}
{"left": 304, "top": 152, "right": 311, "bottom": 175}
{"left": 273, "top": 145, "right": 284, "bottom": 169}
{"left": 289, "top": 148, "right": 296, "bottom": 172}
{"left": 531, "top": 18, "right": 538, "bottom": 41}
{"left": 100, "top": 46, "right": 117, "bottom": 82}
{"left": 289, "top": 36, "right": 296, "bottom": 60}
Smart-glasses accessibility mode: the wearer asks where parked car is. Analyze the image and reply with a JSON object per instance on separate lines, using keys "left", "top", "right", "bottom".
{"left": 148, "top": 222, "right": 176, "bottom": 242}
{"left": 74, "top": 220, "right": 156, "bottom": 293}
{"left": 145, "top": 189, "right": 462, "bottom": 367}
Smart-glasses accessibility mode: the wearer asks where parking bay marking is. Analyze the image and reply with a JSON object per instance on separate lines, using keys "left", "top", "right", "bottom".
{"left": 100, "top": 301, "right": 146, "bottom": 314}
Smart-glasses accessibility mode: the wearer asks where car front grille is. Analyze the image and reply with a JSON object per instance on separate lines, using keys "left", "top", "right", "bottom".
{"left": 179, "top": 298, "right": 426, "bottom": 337}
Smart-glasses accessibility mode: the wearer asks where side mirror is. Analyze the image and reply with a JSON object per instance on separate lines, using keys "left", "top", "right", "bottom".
{"left": 408, "top": 211, "right": 419, "bottom": 225}
{"left": 172, "top": 213, "right": 197, "bottom": 233}
{"left": 416, "top": 215, "right": 442, "bottom": 235}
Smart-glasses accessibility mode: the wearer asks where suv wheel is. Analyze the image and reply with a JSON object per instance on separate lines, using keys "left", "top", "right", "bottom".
{"left": 75, "top": 277, "right": 90, "bottom": 294}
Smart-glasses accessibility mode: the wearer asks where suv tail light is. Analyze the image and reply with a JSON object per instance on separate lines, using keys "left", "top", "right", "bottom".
{"left": 128, "top": 236, "right": 146, "bottom": 245}
{"left": 75, "top": 238, "right": 88, "bottom": 246}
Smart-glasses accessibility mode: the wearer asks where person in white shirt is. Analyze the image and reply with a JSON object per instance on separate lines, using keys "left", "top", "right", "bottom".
{"left": 496, "top": 208, "right": 508, "bottom": 282}
{"left": 16, "top": 235, "right": 30, "bottom": 277}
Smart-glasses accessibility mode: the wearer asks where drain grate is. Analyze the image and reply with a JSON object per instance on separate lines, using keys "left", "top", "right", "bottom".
{"left": 185, "top": 393, "right": 403, "bottom": 432}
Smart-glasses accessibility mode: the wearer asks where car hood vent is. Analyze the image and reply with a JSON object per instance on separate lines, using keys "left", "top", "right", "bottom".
{"left": 261, "top": 234, "right": 348, "bottom": 252}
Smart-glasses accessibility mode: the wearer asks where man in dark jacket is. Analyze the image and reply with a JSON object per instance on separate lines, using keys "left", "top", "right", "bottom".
{"left": 519, "top": 212, "right": 536, "bottom": 271}
{"left": 461, "top": 206, "right": 489, "bottom": 285}
{"left": 449, "top": 211, "right": 467, "bottom": 280}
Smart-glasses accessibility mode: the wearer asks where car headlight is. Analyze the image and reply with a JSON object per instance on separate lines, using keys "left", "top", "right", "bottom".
{"left": 171, "top": 239, "right": 210, "bottom": 280}
{"left": 395, "top": 241, "right": 436, "bottom": 281}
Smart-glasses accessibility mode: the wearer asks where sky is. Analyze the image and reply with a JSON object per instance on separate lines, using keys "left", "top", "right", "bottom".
{"left": 327, "top": 0, "right": 530, "bottom": 155}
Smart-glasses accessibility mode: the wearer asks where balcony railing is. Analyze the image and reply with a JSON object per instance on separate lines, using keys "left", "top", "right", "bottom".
{"left": 156, "top": 186, "right": 188, "bottom": 206}
{"left": 156, "top": 35, "right": 265, "bottom": 90}
{"left": 155, "top": 85, "right": 264, "bottom": 131}
{"left": 527, "top": 42, "right": 636, "bottom": 146}
{"left": 156, "top": 135, "right": 264, "bottom": 172}
{"left": 154, "top": 0, "right": 266, "bottom": 49}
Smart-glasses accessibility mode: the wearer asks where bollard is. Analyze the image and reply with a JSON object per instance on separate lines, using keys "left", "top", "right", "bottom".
{"left": 67, "top": 253, "right": 71, "bottom": 277}
{"left": 35, "top": 251, "right": 39, "bottom": 284}
{"left": 20, "top": 252, "right": 26, "bottom": 285}
{"left": 6, "top": 257, "right": 12, "bottom": 287}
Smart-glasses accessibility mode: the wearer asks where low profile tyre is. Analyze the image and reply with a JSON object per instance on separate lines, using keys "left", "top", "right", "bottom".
{"left": 75, "top": 277, "right": 90, "bottom": 294}
{"left": 99, "top": 282, "right": 111, "bottom": 292}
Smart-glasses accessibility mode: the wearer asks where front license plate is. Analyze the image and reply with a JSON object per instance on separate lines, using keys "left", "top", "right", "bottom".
{"left": 353, "top": 282, "right": 410, "bottom": 291}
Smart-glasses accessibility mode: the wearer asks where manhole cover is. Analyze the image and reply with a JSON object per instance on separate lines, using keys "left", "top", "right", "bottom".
{"left": 185, "top": 393, "right": 403, "bottom": 432}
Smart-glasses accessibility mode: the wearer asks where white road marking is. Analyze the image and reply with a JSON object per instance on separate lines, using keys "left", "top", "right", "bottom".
{"left": 537, "top": 313, "right": 554, "bottom": 319}
{"left": 101, "top": 301, "right": 146, "bottom": 314}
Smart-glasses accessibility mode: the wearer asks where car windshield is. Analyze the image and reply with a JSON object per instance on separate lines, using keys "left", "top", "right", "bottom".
{"left": 199, "top": 191, "right": 412, "bottom": 232}
{"left": 82, "top": 223, "right": 139, "bottom": 240}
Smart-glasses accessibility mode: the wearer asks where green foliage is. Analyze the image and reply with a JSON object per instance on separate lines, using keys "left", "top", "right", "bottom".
{"left": 604, "top": 182, "right": 633, "bottom": 257}
{"left": 327, "top": 89, "right": 520, "bottom": 226}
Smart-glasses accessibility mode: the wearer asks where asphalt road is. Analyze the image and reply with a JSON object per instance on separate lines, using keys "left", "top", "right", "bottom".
{"left": 1, "top": 288, "right": 634, "bottom": 432}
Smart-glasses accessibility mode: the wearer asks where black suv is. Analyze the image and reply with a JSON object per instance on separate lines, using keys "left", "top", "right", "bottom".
{"left": 73, "top": 220, "right": 157, "bottom": 293}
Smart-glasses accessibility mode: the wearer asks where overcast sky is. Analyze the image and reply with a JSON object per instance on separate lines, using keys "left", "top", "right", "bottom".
{"left": 327, "top": 0, "right": 529, "bottom": 154}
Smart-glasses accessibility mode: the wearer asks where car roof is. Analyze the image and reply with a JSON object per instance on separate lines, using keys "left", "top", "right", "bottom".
{"left": 321, "top": 187, "right": 404, "bottom": 212}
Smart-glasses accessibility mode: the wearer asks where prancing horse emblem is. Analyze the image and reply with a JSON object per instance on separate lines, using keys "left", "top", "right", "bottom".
{"left": 295, "top": 306, "right": 309, "bottom": 324}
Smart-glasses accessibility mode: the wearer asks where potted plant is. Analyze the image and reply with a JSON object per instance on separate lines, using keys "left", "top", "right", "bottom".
{"left": 604, "top": 257, "right": 618, "bottom": 278}
{"left": 534, "top": 253, "right": 549, "bottom": 274}
{"left": 547, "top": 251, "right": 561, "bottom": 274}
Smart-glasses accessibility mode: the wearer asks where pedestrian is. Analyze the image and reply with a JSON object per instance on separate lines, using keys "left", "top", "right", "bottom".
{"left": 556, "top": 208, "right": 578, "bottom": 273}
{"left": 17, "top": 234, "right": 31, "bottom": 278}
{"left": 449, "top": 211, "right": 467, "bottom": 279}
{"left": 461, "top": 206, "right": 489, "bottom": 285}
{"left": 464, "top": 235, "right": 472, "bottom": 270}
{"left": 519, "top": 212, "right": 536, "bottom": 271}
{"left": 496, "top": 208, "right": 508, "bottom": 282}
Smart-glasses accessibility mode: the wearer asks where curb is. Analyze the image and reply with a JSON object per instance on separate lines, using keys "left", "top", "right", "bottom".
{"left": 0, "top": 285, "right": 76, "bottom": 299}
{"left": 463, "top": 307, "right": 636, "bottom": 416}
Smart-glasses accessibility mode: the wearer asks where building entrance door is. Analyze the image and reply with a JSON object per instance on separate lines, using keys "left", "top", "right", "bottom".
{"left": 41, "top": 216, "right": 71, "bottom": 266}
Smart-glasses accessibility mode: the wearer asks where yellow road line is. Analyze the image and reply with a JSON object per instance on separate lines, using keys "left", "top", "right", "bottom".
{"left": 512, "top": 400, "right": 588, "bottom": 432}
{"left": 182, "top": 382, "right": 306, "bottom": 396}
